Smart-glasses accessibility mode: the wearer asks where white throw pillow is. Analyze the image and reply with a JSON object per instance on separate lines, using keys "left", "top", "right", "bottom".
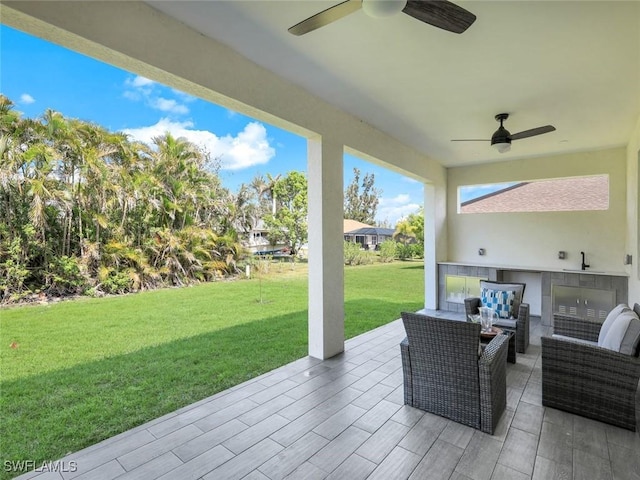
{"left": 598, "top": 304, "right": 630, "bottom": 344}
{"left": 600, "top": 311, "right": 636, "bottom": 352}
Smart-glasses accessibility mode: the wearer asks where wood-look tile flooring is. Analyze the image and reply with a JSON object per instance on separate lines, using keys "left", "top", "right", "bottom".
{"left": 17, "top": 317, "right": 640, "bottom": 480}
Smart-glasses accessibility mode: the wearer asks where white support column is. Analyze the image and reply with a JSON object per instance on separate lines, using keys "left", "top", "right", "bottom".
{"left": 307, "top": 137, "right": 344, "bottom": 359}
{"left": 424, "top": 183, "right": 438, "bottom": 309}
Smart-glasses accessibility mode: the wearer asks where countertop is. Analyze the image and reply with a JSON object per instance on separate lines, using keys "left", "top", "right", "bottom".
{"left": 438, "top": 261, "right": 629, "bottom": 277}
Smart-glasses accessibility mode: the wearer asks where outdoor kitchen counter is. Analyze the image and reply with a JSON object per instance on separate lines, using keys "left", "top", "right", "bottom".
{"left": 437, "top": 262, "right": 629, "bottom": 277}
{"left": 438, "top": 262, "right": 629, "bottom": 325}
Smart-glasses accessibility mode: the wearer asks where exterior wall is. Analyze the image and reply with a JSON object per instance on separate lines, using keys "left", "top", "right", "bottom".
{"left": 447, "top": 147, "right": 628, "bottom": 273}
{"left": 626, "top": 115, "right": 640, "bottom": 302}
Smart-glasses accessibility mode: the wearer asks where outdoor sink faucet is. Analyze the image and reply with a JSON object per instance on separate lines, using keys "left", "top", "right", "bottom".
{"left": 581, "top": 251, "right": 590, "bottom": 271}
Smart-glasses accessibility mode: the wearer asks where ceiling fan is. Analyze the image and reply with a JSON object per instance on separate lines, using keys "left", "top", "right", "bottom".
{"left": 288, "top": 0, "right": 476, "bottom": 36}
{"left": 451, "top": 113, "right": 556, "bottom": 153}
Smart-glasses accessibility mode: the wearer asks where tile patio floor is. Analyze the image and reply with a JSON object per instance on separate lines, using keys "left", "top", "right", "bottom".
{"left": 17, "top": 317, "right": 640, "bottom": 480}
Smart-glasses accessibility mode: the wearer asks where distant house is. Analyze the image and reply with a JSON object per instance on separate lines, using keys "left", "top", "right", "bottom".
{"left": 343, "top": 219, "right": 394, "bottom": 250}
{"left": 242, "top": 219, "right": 288, "bottom": 254}
{"left": 243, "top": 218, "right": 394, "bottom": 254}
{"left": 460, "top": 176, "right": 609, "bottom": 214}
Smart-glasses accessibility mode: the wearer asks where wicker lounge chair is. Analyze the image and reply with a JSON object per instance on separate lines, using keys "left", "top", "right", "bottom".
{"left": 541, "top": 313, "right": 640, "bottom": 431}
{"left": 465, "top": 280, "right": 530, "bottom": 353}
{"left": 400, "top": 311, "right": 508, "bottom": 434}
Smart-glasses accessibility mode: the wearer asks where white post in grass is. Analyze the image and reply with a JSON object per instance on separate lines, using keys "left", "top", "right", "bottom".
{"left": 307, "top": 136, "right": 344, "bottom": 359}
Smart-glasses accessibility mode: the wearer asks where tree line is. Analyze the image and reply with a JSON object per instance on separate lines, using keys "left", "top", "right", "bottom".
{"left": 0, "top": 95, "right": 259, "bottom": 302}
{"left": 0, "top": 95, "right": 421, "bottom": 303}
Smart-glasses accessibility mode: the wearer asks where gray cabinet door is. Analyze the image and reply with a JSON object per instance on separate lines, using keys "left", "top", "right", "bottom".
{"left": 445, "top": 275, "right": 487, "bottom": 304}
{"left": 552, "top": 285, "right": 615, "bottom": 323}
{"left": 445, "top": 275, "right": 467, "bottom": 304}
{"left": 581, "top": 287, "right": 615, "bottom": 322}
{"left": 553, "top": 285, "right": 581, "bottom": 317}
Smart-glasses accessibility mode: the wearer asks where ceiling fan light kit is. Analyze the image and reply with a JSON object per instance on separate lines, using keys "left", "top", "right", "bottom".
{"left": 492, "top": 141, "right": 511, "bottom": 153}
{"left": 362, "top": 0, "right": 407, "bottom": 18}
{"left": 491, "top": 113, "right": 512, "bottom": 153}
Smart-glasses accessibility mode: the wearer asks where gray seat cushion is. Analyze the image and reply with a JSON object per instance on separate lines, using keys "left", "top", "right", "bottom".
{"left": 493, "top": 319, "right": 517, "bottom": 329}
{"left": 551, "top": 334, "right": 598, "bottom": 347}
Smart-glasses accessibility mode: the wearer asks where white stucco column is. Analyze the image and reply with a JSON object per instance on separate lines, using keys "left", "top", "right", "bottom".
{"left": 307, "top": 137, "right": 344, "bottom": 359}
{"left": 424, "top": 183, "right": 438, "bottom": 309}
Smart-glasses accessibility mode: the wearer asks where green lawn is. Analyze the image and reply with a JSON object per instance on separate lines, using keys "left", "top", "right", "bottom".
{"left": 0, "top": 261, "right": 423, "bottom": 477}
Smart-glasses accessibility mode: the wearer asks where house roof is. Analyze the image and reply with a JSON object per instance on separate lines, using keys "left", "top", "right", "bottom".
{"left": 343, "top": 219, "right": 372, "bottom": 233}
{"left": 460, "top": 176, "right": 609, "bottom": 214}
{"left": 346, "top": 227, "right": 395, "bottom": 236}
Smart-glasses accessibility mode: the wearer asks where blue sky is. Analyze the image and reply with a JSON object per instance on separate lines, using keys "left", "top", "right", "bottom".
{"left": 0, "top": 25, "right": 425, "bottom": 225}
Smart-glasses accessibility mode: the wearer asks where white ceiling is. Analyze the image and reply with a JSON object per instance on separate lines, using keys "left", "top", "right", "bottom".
{"left": 148, "top": 1, "right": 639, "bottom": 167}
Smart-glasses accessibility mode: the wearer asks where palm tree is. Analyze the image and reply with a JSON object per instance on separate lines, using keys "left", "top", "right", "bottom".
{"left": 393, "top": 219, "right": 417, "bottom": 245}
{"left": 250, "top": 173, "right": 281, "bottom": 216}
{"left": 0, "top": 97, "right": 248, "bottom": 301}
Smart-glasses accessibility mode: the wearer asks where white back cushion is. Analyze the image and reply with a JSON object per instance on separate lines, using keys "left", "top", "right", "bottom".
{"left": 600, "top": 311, "right": 636, "bottom": 352}
{"left": 619, "top": 315, "right": 640, "bottom": 356}
{"left": 599, "top": 304, "right": 630, "bottom": 344}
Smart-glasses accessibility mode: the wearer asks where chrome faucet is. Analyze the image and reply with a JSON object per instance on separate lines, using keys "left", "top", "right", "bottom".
{"left": 581, "top": 251, "right": 590, "bottom": 271}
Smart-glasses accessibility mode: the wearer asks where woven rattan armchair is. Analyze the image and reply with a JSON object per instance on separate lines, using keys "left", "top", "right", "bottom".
{"left": 465, "top": 296, "right": 530, "bottom": 354}
{"left": 400, "top": 311, "right": 508, "bottom": 434}
{"left": 541, "top": 314, "right": 640, "bottom": 431}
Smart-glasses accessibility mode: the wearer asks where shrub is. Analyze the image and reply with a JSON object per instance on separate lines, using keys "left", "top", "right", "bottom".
{"left": 412, "top": 243, "right": 424, "bottom": 259}
{"left": 46, "top": 256, "right": 90, "bottom": 296}
{"left": 344, "top": 241, "right": 375, "bottom": 265}
{"left": 98, "top": 266, "right": 133, "bottom": 294}
{"left": 344, "top": 241, "right": 361, "bottom": 265}
{"left": 395, "top": 243, "right": 424, "bottom": 260}
{"left": 378, "top": 240, "right": 396, "bottom": 263}
{"left": 396, "top": 243, "right": 414, "bottom": 260}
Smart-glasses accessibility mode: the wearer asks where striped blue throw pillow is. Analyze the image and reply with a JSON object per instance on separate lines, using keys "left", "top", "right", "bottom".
{"left": 481, "top": 288, "right": 516, "bottom": 319}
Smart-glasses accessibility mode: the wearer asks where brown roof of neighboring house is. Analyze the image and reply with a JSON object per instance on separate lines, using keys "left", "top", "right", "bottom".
{"left": 343, "top": 219, "right": 372, "bottom": 232}
{"left": 460, "top": 176, "right": 609, "bottom": 214}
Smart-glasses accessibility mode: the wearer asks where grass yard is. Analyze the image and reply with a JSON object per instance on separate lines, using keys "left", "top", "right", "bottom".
{"left": 0, "top": 261, "right": 423, "bottom": 478}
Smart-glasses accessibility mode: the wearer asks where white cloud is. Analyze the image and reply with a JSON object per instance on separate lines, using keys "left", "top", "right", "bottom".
{"left": 20, "top": 93, "right": 35, "bottom": 104}
{"left": 127, "top": 76, "right": 154, "bottom": 88}
{"left": 376, "top": 194, "right": 420, "bottom": 225}
{"left": 122, "top": 90, "right": 140, "bottom": 101}
{"left": 380, "top": 194, "right": 411, "bottom": 206}
{"left": 123, "top": 76, "right": 189, "bottom": 115}
{"left": 122, "top": 118, "right": 275, "bottom": 170}
{"left": 151, "top": 97, "right": 189, "bottom": 115}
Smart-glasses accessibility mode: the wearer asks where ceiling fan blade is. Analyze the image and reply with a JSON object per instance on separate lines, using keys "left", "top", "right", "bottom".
{"left": 451, "top": 139, "right": 490, "bottom": 142}
{"left": 288, "top": 0, "right": 362, "bottom": 36}
{"left": 402, "top": 0, "right": 476, "bottom": 34}
{"left": 510, "top": 125, "right": 556, "bottom": 141}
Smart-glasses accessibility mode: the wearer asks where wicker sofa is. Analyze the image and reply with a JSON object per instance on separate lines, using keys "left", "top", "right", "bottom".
{"left": 541, "top": 310, "right": 640, "bottom": 431}
{"left": 400, "top": 311, "right": 508, "bottom": 434}
{"left": 465, "top": 280, "right": 530, "bottom": 353}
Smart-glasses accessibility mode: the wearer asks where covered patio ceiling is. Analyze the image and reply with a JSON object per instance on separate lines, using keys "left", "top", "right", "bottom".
{"left": 146, "top": 0, "right": 640, "bottom": 167}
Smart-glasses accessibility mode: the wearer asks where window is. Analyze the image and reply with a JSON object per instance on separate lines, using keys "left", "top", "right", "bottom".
{"left": 459, "top": 175, "right": 609, "bottom": 214}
